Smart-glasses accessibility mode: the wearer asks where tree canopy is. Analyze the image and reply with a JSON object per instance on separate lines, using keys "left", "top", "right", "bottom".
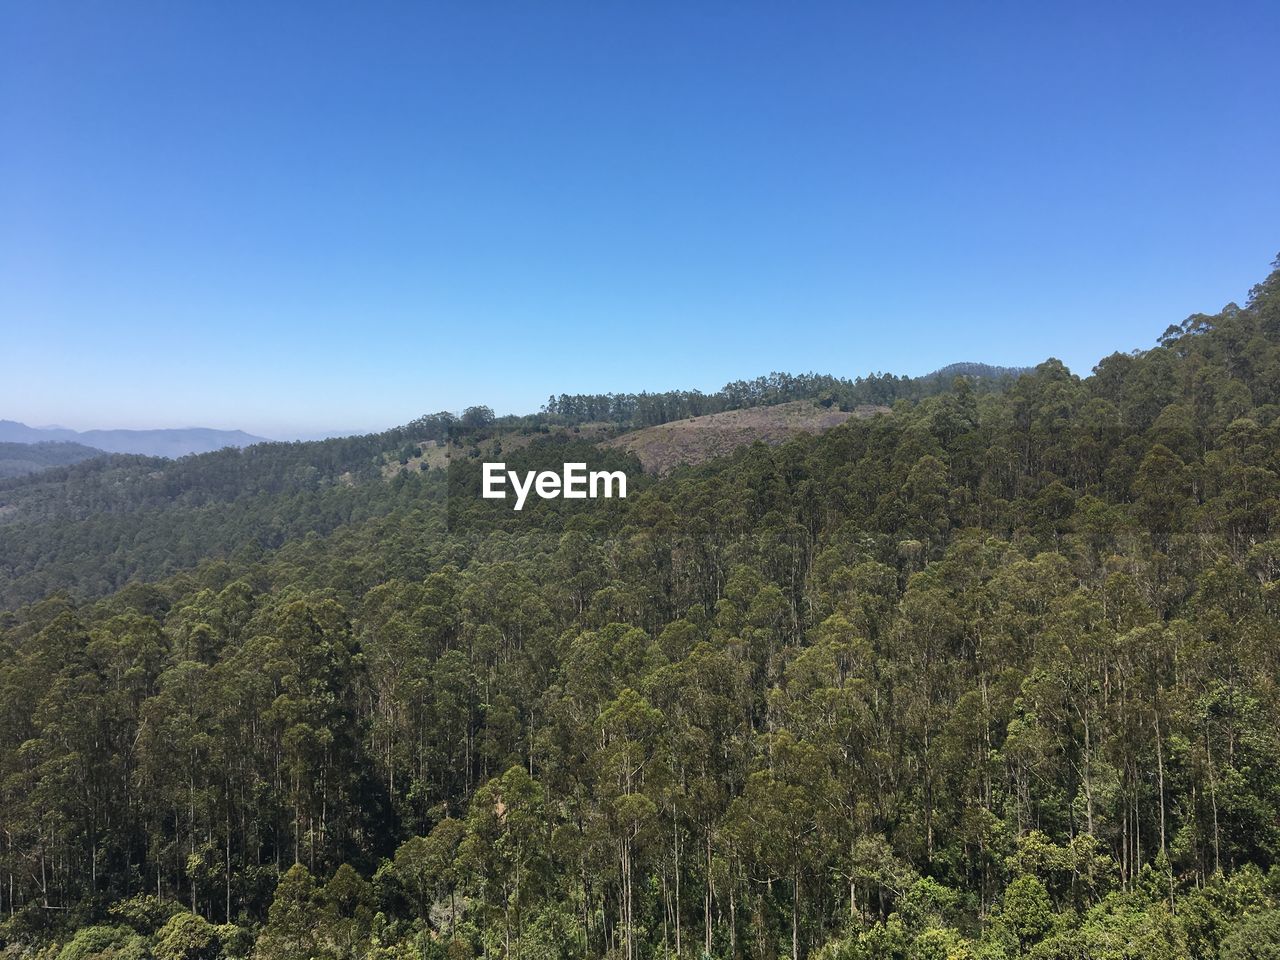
{"left": 2, "top": 259, "right": 1280, "bottom": 959}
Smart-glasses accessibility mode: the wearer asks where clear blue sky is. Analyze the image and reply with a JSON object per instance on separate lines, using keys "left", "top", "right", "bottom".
{"left": 2, "top": 2, "right": 1278, "bottom": 438}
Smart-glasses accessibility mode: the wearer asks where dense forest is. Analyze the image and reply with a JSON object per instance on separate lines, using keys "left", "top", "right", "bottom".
{"left": 2, "top": 260, "right": 1280, "bottom": 960}
{"left": 0, "top": 366, "right": 1016, "bottom": 610}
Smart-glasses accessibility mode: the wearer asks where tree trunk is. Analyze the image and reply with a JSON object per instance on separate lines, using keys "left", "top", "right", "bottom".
{"left": 704, "top": 828, "right": 713, "bottom": 957}
{"left": 792, "top": 868, "right": 800, "bottom": 960}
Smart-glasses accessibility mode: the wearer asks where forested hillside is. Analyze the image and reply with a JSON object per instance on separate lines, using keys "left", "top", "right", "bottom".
{"left": 0, "top": 366, "right": 1013, "bottom": 609}
{"left": 2, "top": 261, "right": 1280, "bottom": 960}
{"left": 0, "top": 442, "right": 102, "bottom": 479}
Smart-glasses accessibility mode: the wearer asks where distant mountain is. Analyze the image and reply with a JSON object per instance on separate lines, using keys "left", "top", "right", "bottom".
{"left": 925, "top": 361, "right": 1032, "bottom": 379}
{"left": 0, "top": 420, "right": 269, "bottom": 457}
{"left": 0, "top": 441, "right": 105, "bottom": 479}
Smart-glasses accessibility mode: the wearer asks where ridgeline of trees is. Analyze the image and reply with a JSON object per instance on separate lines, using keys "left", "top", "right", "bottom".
{"left": 1, "top": 261, "right": 1279, "bottom": 960}
{"left": 541, "top": 364, "right": 1025, "bottom": 428}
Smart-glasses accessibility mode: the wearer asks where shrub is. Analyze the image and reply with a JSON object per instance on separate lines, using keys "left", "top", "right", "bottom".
{"left": 56, "top": 926, "right": 146, "bottom": 960}
{"left": 153, "top": 913, "right": 219, "bottom": 960}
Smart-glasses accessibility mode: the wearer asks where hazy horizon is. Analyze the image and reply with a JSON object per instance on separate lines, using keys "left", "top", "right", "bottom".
{"left": 1, "top": 353, "right": 1117, "bottom": 438}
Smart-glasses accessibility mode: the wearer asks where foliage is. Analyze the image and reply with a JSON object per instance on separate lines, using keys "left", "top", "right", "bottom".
{"left": 2, "top": 258, "right": 1280, "bottom": 958}
{"left": 153, "top": 913, "right": 220, "bottom": 960}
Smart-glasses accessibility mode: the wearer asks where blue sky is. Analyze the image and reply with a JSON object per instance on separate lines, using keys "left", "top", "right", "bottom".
{"left": 2, "top": 2, "right": 1278, "bottom": 438}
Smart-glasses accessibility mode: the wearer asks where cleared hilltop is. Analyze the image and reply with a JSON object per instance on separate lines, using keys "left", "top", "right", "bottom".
{"left": 603, "top": 399, "right": 890, "bottom": 474}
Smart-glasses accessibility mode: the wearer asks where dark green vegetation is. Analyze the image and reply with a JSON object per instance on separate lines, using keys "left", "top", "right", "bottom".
{"left": 540, "top": 364, "right": 1026, "bottom": 427}
{"left": 0, "top": 442, "right": 102, "bottom": 479}
{"left": 0, "top": 368, "right": 1015, "bottom": 610}
{"left": 2, "top": 262, "right": 1280, "bottom": 960}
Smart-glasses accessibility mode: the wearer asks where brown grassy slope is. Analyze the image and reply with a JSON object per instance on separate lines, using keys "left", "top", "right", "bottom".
{"left": 602, "top": 400, "right": 890, "bottom": 475}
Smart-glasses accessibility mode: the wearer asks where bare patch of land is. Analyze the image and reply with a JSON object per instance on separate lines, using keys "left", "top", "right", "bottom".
{"left": 602, "top": 401, "right": 890, "bottom": 475}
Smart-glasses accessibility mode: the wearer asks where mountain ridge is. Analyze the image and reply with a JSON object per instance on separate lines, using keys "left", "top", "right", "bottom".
{"left": 0, "top": 419, "right": 270, "bottom": 457}
{"left": 925, "top": 361, "right": 1031, "bottom": 379}
{"left": 0, "top": 360, "right": 1022, "bottom": 458}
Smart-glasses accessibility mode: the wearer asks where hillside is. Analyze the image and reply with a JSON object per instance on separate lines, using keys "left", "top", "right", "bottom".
{"left": 0, "top": 440, "right": 103, "bottom": 478}
{"left": 602, "top": 399, "right": 889, "bottom": 474}
{"left": 926, "top": 361, "right": 1031, "bottom": 380}
{"left": 0, "top": 419, "right": 269, "bottom": 456}
{"left": 0, "top": 260, "right": 1279, "bottom": 959}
